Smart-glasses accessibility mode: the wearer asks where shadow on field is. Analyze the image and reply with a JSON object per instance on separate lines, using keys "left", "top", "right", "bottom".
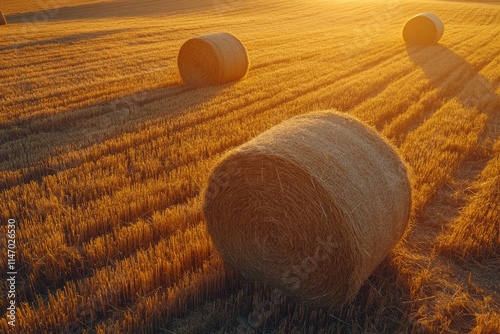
{"left": 406, "top": 44, "right": 500, "bottom": 117}
{"left": 0, "top": 81, "right": 230, "bottom": 188}
{"left": 6, "top": 0, "right": 223, "bottom": 23}
{"left": 166, "top": 256, "right": 411, "bottom": 333}
{"left": 0, "top": 28, "right": 134, "bottom": 52}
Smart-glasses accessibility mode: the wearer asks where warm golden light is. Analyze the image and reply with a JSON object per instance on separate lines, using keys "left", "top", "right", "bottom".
{"left": 0, "top": 0, "right": 498, "bottom": 333}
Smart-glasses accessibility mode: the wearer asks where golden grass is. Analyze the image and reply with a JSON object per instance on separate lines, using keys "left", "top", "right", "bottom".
{"left": 0, "top": 0, "right": 499, "bottom": 332}
{"left": 437, "top": 139, "right": 499, "bottom": 261}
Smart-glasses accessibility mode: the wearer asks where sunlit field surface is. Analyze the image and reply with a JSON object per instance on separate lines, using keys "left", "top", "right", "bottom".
{"left": 1, "top": 0, "right": 499, "bottom": 332}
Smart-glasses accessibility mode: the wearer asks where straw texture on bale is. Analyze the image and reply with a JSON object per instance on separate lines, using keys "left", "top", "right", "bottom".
{"left": 203, "top": 110, "right": 412, "bottom": 308}
{"left": 177, "top": 32, "right": 248, "bottom": 87}
{"left": 0, "top": 10, "right": 7, "bottom": 26}
{"left": 403, "top": 13, "right": 444, "bottom": 45}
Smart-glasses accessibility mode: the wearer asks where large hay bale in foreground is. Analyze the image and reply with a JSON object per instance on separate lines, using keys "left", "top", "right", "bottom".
{"left": 177, "top": 32, "right": 248, "bottom": 87}
{"left": 0, "top": 10, "right": 7, "bottom": 26}
{"left": 403, "top": 13, "right": 444, "bottom": 45}
{"left": 203, "top": 110, "right": 412, "bottom": 308}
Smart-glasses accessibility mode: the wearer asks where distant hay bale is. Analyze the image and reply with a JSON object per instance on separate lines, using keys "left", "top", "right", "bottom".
{"left": 177, "top": 32, "right": 248, "bottom": 87}
{"left": 403, "top": 13, "right": 444, "bottom": 45}
{"left": 203, "top": 110, "right": 412, "bottom": 308}
{"left": 0, "top": 10, "right": 7, "bottom": 26}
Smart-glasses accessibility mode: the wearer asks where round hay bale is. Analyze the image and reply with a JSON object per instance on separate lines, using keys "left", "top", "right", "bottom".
{"left": 0, "top": 10, "right": 7, "bottom": 26}
{"left": 203, "top": 110, "right": 412, "bottom": 308}
{"left": 177, "top": 32, "right": 248, "bottom": 87}
{"left": 403, "top": 13, "right": 444, "bottom": 45}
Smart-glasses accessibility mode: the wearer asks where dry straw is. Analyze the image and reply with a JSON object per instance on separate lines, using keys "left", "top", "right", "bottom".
{"left": 403, "top": 13, "right": 444, "bottom": 45}
{"left": 0, "top": 10, "right": 7, "bottom": 26}
{"left": 177, "top": 32, "right": 248, "bottom": 87}
{"left": 203, "top": 110, "right": 412, "bottom": 308}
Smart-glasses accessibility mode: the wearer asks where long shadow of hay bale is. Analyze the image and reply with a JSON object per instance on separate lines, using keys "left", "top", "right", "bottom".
{"left": 5, "top": 0, "right": 218, "bottom": 23}
{"left": 406, "top": 44, "right": 499, "bottom": 118}
{"left": 0, "top": 82, "right": 229, "bottom": 189}
{"left": 0, "top": 28, "right": 134, "bottom": 52}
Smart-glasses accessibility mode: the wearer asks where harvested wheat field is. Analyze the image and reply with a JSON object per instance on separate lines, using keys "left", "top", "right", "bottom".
{"left": 0, "top": 0, "right": 499, "bottom": 333}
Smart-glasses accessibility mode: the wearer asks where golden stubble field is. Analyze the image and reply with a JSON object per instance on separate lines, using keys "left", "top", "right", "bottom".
{"left": 0, "top": 0, "right": 499, "bottom": 332}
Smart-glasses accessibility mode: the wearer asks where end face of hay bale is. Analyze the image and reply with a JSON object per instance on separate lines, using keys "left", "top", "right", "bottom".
{"left": 0, "top": 10, "right": 7, "bottom": 26}
{"left": 205, "top": 152, "right": 357, "bottom": 306}
{"left": 403, "top": 13, "right": 444, "bottom": 45}
{"left": 177, "top": 32, "right": 248, "bottom": 87}
{"left": 203, "top": 110, "right": 412, "bottom": 308}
